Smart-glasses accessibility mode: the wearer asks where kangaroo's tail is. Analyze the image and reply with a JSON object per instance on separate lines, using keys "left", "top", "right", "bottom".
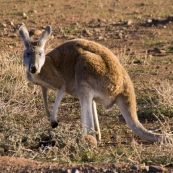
{"left": 116, "top": 95, "right": 173, "bottom": 143}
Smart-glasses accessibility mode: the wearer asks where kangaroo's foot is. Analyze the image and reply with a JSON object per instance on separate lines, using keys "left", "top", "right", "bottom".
{"left": 51, "top": 121, "right": 58, "bottom": 128}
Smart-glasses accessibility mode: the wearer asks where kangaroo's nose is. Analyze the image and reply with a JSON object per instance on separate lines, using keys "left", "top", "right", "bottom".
{"left": 29, "top": 64, "right": 37, "bottom": 74}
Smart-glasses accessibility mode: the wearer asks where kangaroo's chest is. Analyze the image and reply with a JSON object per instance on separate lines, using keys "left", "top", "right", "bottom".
{"left": 26, "top": 70, "right": 77, "bottom": 96}
{"left": 26, "top": 70, "right": 65, "bottom": 90}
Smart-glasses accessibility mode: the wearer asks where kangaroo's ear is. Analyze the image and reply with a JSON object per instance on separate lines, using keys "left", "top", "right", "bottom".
{"left": 19, "top": 24, "right": 30, "bottom": 47}
{"left": 38, "top": 26, "right": 52, "bottom": 47}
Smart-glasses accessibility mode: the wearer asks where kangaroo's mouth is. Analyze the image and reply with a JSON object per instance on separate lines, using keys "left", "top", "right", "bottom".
{"left": 29, "top": 66, "right": 37, "bottom": 74}
{"left": 29, "top": 64, "right": 39, "bottom": 74}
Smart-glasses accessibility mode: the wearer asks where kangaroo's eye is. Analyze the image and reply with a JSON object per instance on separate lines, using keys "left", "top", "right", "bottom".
{"left": 26, "top": 52, "right": 31, "bottom": 56}
{"left": 39, "top": 52, "right": 42, "bottom": 56}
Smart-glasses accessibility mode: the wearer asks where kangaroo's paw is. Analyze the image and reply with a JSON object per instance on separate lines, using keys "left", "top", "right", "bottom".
{"left": 51, "top": 121, "right": 58, "bottom": 128}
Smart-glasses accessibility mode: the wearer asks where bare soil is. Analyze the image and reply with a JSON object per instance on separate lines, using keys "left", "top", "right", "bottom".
{"left": 1, "top": 156, "right": 172, "bottom": 173}
{"left": 1, "top": 0, "right": 173, "bottom": 172}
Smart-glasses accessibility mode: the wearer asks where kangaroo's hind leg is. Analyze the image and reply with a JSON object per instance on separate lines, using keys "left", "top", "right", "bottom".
{"left": 77, "top": 84, "right": 96, "bottom": 137}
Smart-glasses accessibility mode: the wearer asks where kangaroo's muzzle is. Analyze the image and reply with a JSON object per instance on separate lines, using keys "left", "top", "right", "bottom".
{"left": 29, "top": 64, "right": 38, "bottom": 74}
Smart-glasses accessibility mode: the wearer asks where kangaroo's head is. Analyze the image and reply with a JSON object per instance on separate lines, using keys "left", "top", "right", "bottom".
{"left": 19, "top": 24, "right": 52, "bottom": 74}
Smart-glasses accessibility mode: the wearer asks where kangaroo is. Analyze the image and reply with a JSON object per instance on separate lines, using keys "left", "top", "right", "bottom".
{"left": 19, "top": 24, "right": 172, "bottom": 143}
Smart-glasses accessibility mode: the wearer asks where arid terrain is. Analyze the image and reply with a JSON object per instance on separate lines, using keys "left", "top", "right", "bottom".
{"left": 1, "top": 0, "right": 173, "bottom": 172}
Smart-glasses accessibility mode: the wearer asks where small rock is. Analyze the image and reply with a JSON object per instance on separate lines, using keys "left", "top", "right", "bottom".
{"left": 98, "top": 18, "right": 106, "bottom": 23}
{"left": 50, "top": 35, "right": 54, "bottom": 40}
{"left": 11, "top": 33, "right": 18, "bottom": 38}
{"left": 2, "top": 23, "right": 7, "bottom": 28}
{"left": 29, "top": 10, "right": 38, "bottom": 14}
{"left": 82, "top": 29, "right": 92, "bottom": 36}
{"left": 22, "top": 13, "right": 28, "bottom": 19}
{"left": 136, "top": 15, "right": 142, "bottom": 20}
{"left": 33, "top": 10, "right": 38, "bottom": 14}
{"left": 140, "top": 164, "right": 149, "bottom": 172}
{"left": 131, "top": 164, "right": 138, "bottom": 170}
{"left": 127, "top": 20, "right": 132, "bottom": 25}
{"left": 3, "top": 31, "right": 8, "bottom": 36}
{"left": 67, "top": 169, "right": 71, "bottom": 173}
{"left": 29, "top": 29, "right": 42, "bottom": 37}
{"left": 133, "top": 10, "right": 140, "bottom": 14}
{"left": 118, "top": 32, "right": 123, "bottom": 39}
{"left": 85, "top": 135, "right": 97, "bottom": 146}
{"left": 97, "top": 18, "right": 107, "bottom": 26}
{"left": 93, "top": 28, "right": 101, "bottom": 33}
{"left": 9, "top": 45, "right": 14, "bottom": 49}
{"left": 10, "top": 21, "right": 14, "bottom": 26}
{"left": 142, "top": 166, "right": 149, "bottom": 172}
{"left": 148, "top": 55, "right": 153, "bottom": 59}
{"left": 61, "top": 167, "right": 66, "bottom": 172}
{"left": 149, "top": 165, "right": 164, "bottom": 172}
{"left": 98, "top": 36, "right": 104, "bottom": 40}
{"left": 34, "top": 29, "right": 42, "bottom": 37}
{"left": 74, "top": 22, "right": 79, "bottom": 26}
{"left": 147, "top": 19, "right": 152, "bottom": 23}
{"left": 159, "top": 49, "right": 166, "bottom": 54}
{"left": 22, "top": 13, "right": 27, "bottom": 17}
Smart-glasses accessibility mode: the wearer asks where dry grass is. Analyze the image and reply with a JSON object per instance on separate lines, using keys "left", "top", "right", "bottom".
{"left": 116, "top": 47, "right": 151, "bottom": 66}
{"left": 116, "top": 47, "right": 133, "bottom": 65}
{"left": 0, "top": 51, "right": 173, "bottom": 166}
{"left": 153, "top": 79, "right": 173, "bottom": 108}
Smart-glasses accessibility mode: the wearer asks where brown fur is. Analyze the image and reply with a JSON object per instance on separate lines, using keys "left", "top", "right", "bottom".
{"left": 19, "top": 25, "right": 173, "bottom": 143}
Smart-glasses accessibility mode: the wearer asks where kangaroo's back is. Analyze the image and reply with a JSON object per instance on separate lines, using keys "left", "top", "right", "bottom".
{"left": 47, "top": 39, "right": 126, "bottom": 98}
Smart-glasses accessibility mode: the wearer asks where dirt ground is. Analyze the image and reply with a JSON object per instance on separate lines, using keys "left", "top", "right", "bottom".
{"left": 1, "top": 0, "right": 173, "bottom": 172}
{"left": 1, "top": 156, "right": 173, "bottom": 173}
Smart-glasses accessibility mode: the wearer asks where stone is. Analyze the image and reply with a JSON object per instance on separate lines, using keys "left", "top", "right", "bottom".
{"left": 67, "top": 169, "right": 71, "bottom": 173}
{"left": 84, "top": 135, "right": 97, "bottom": 146}
{"left": 2, "top": 23, "right": 7, "bottom": 28}
{"left": 149, "top": 165, "right": 164, "bottom": 172}
{"left": 33, "top": 10, "right": 38, "bottom": 14}
{"left": 33, "top": 29, "right": 42, "bottom": 37}
{"left": 22, "top": 13, "right": 28, "bottom": 19}
{"left": 118, "top": 32, "right": 123, "bottom": 39}
{"left": 131, "top": 164, "right": 138, "bottom": 170}
{"left": 98, "top": 36, "right": 104, "bottom": 40}
{"left": 29, "top": 10, "right": 38, "bottom": 14}
{"left": 10, "top": 21, "right": 14, "bottom": 26}
{"left": 147, "top": 19, "right": 152, "bottom": 23}
{"left": 29, "top": 29, "right": 42, "bottom": 37}
{"left": 82, "top": 29, "right": 92, "bottom": 36}
{"left": 127, "top": 20, "right": 132, "bottom": 25}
